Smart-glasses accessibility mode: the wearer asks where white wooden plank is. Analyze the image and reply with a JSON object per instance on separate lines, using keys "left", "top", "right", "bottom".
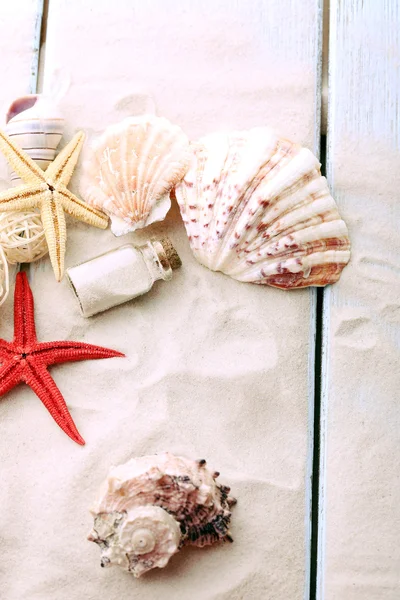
{"left": 0, "top": 0, "right": 44, "bottom": 325}
{"left": 0, "top": 0, "right": 43, "bottom": 97}
{"left": 0, "top": 0, "right": 43, "bottom": 296}
{"left": 0, "top": 0, "right": 43, "bottom": 185}
{"left": 320, "top": 1, "right": 400, "bottom": 598}
{"left": 0, "top": 1, "right": 45, "bottom": 598}
{"left": 3, "top": 2, "right": 321, "bottom": 598}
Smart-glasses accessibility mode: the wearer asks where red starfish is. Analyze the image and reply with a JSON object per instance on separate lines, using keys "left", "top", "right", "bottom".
{"left": 0, "top": 272, "right": 124, "bottom": 445}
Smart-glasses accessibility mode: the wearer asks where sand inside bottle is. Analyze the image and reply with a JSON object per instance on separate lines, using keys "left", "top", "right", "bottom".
{"left": 67, "top": 245, "right": 154, "bottom": 317}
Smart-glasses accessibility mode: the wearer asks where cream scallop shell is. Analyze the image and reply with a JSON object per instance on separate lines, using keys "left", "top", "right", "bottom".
{"left": 88, "top": 452, "right": 236, "bottom": 577}
{"left": 80, "top": 116, "right": 191, "bottom": 236}
{"left": 175, "top": 128, "right": 351, "bottom": 289}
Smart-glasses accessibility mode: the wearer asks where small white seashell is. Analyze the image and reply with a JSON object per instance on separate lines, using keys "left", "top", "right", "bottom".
{"left": 88, "top": 452, "right": 236, "bottom": 577}
{"left": 175, "top": 128, "right": 351, "bottom": 289}
{"left": 80, "top": 116, "right": 191, "bottom": 236}
{"left": 0, "top": 94, "right": 65, "bottom": 264}
{"left": 5, "top": 94, "right": 64, "bottom": 186}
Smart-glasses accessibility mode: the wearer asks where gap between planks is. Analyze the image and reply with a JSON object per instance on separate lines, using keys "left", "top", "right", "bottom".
{"left": 36, "top": 0, "right": 49, "bottom": 94}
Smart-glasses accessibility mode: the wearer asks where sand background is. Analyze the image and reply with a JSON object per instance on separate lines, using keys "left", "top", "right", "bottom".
{"left": 0, "top": 1, "right": 323, "bottom": 598}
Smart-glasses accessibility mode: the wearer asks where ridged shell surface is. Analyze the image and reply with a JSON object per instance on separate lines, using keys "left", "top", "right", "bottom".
{"left": 5, "top": 94, "right": 64, "bottom": 186}
{"left": 80, "top": 116, "right": 191, "bottom": 236}
{"left": 175, "top": 128, "right": 351, "bottom": 289}
{"left": 0, "top": 94, "right": 64, "bottom": 264}
{"left": 88, "top": 452, "right": 236, "bottom": 577}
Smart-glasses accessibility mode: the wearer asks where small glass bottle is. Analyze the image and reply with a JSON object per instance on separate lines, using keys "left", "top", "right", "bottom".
{"left": 66, "top": 238, "right": 181, "bottom": 317}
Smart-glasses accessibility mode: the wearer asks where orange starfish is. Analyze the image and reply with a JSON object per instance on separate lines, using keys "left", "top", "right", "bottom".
{"left": 0, "top": 272, "right": 124, "bottom": 445}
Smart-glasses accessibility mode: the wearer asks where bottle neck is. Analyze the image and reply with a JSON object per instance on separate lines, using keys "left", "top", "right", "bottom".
{"left": 140, "top": 241, "right": 173, "bottom": 282}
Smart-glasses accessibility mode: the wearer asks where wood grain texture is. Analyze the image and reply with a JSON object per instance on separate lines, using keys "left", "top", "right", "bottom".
{"left": 320, "top": 1, "right": 400, "bottom": 598}
{"left": 0, "top": 1, "right": 321, "bottom": 599}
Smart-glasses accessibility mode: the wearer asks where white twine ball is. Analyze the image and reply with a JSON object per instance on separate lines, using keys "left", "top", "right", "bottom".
{"left": 0, "top": 244, "right": 9, "bottom": 306}
{"left": 0, "top": 211, "right": 48, "bottom": 264}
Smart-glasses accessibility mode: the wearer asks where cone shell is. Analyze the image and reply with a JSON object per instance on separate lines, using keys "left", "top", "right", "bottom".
{"left": 5, "top": 94, "right": 64, "bottom": 186}
{"left": 175, "top": 128, "right": 351, "bottom": 289}
{"left": 89, "top": 452, "right": 236, "bottom": 577}
{"left": 80, "top": 116, "right": 191, "bottom": 236}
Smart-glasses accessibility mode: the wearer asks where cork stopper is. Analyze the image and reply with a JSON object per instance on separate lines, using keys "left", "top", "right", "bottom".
{"left": 159, "top": 238, "right": 182, "bottom": 270}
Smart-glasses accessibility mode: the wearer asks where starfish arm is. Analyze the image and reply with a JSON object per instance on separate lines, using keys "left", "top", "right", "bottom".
{"left": 23, "top": 357, "right": 85, "bottom": 445}
{"left": 0, "top": 359, "right": 24, "bottom": 396}
{"left": 0, "top": 339, "right": 15, "bottom": 356}
{"left": 33, "top": 340, "right": 124, "bottom": 366}
{"left": 13, "top": 272, "right": 38, "bottom": 345}
{"left": 40, "top": 196, "right": 67, "bottom": 281}
{"left": 0, "top": 185, "right": 45, "bottom": 212}
{"left": 45, "top": 131, "right": 85, "bottom": 187}
{"left": 0, "top": 129, "right": 47, "bottom": 184}
{"left": 58, "top": 187, "right": 109, "bottom": 229}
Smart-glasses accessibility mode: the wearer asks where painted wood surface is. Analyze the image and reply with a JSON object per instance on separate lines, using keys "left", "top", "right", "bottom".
{"left": 0, "top": 0, "right": 43, "bottom": 327}
{"left": 0, "top": 0, "right": 44, "bottom": 306}
{"left": 0, "top": 1, "right": 44, "bottom": 598}
{"left": 0, "top": 1, "right": 321, "bottom": 599}
{"left": 0, "top": 0, "right": 43, "bottom": 182}
{"left": 320, "top": 1, "right": 400, "bottom": 598}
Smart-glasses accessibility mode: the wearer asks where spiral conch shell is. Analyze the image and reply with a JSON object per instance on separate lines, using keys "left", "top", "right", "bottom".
{"left": 175, "top": 128, "right": 351, "bottom": 289}
{"left": 88, "top": 452, "right": 236, "bottom": 577}
{"left": 80, "top": 116, "right": 191, "bottom": 236}
{"left": 5, "top": 94, "right": 64, "bottom": 185}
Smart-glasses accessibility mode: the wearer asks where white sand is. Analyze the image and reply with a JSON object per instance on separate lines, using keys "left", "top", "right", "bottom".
{"left": 0, "top": 1, "right": 323, "bottom": 598}
{"left": 0, "top": 209, "right": 312, "bottom": 600}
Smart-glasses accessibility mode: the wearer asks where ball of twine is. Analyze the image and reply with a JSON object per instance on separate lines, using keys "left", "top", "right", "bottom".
{"left": 0, "top": 244, "right": 9, "bottom": 306}
{"left": 0, "top": 210, "right": 48, "bottom": 264}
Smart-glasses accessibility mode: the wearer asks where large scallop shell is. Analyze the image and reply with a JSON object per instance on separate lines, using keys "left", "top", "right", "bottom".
{"left": 88, "top": 452, "right": 236, "bottom": 577}
{"left": 175, "top": 128, "right": 351, "bottom": 289}
{"left": 80, "top": 116, "right": 191, "bottom": 236}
